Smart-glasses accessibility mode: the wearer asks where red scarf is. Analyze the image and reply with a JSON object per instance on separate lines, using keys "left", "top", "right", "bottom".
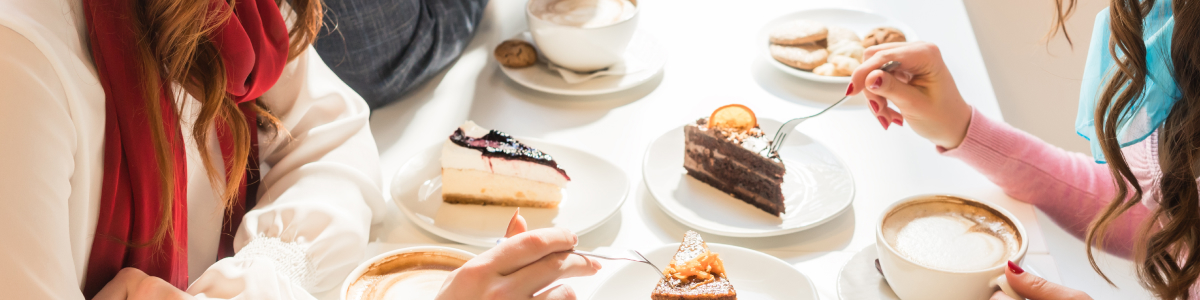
{"left": 81, "top": 0, "right": 289, "bottom": 297}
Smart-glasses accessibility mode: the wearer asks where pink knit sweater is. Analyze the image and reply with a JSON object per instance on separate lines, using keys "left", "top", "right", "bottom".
{"left": 940, "top": 109, "right": 1158, "bottom": 258}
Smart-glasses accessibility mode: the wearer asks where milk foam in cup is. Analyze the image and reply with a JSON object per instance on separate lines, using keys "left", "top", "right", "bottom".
{"left": 875, "top": 195, "right": 1027, "bottom": 300}
{"left": 526, "top": 0, "right": 639, "bottom": 71}
{"left": 341, "top": 246, "right": 475, "bottom": 300}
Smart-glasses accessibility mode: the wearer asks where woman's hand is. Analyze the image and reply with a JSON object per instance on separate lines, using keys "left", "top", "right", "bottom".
{"left": 848, "top": 42, "right": 974, "bottom": 149}
{"left": 436, "top": 209, "right": 602, "bottom": 300}
{"left": 992, "top": 262, "right": 1092, "bottom": 300}
{"left": 93, "top": 268, "right": 195, "bottom": 300}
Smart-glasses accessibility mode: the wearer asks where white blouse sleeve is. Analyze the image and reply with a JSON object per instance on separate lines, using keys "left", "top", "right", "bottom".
{"left": 0, "top": 26, "right": 87, "bottom": 300}
{"left": 187, "top": 46, "right": 384, "bottom": 300}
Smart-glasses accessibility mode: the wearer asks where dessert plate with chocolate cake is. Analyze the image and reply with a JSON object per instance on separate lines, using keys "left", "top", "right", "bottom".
{"left": 391, "top": 121, "right": 628, "bottom": 246}
{"left": 643, "top": 105, "right": 854, "bottom": 237}
{"left": 588, "top": 230, "right": 817, "bottom": 300}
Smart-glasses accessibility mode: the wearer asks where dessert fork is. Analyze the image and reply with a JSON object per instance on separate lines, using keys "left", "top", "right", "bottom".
{"left": 495, "top": 238, "right": 667, "bottom": 280}
{"left": 765, "top": 61, "right": 902, "bottom": 155}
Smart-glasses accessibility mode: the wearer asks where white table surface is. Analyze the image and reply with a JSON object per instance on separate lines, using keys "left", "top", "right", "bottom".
{"left": 361, "top": 0, "right": 1069, "bottom": 299}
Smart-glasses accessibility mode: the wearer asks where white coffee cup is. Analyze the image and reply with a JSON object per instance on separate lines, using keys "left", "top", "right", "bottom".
{"left": 875, "top": 195, "right": 1026, "bottom": 300}
{"left": 341, "top": 246, "right": 475, "bottom": 300}
{"left": 525, "top": 0, "right": 640, "bottom": 72}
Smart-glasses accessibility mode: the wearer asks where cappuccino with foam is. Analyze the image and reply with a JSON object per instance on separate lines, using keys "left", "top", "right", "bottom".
{"left": 881, "top": 197, "right": 1021, "bottom": 272}
{"left": 528, "top": 0, "right": 637, "bottom": 28}
{"left": 344, "top": 251, "right": 469, "bottom": 300}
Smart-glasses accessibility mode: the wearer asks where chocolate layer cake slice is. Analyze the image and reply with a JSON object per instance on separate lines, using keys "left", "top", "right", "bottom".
{"left": 683, "top": 116, "right": 786, "bottom": 216}
{"left": 652, "top": 230, "right": 737, "bottom": 300}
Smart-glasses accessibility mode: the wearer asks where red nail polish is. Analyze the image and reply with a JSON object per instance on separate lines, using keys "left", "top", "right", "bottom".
{"left": 845, "top": 83, "right": 855, "bottom": 96}
{"left": 869, "top": 101, "right": 879, "bottom": 113}
{"left": 1008, "top": 261, "right": 1025, "bottom": 274}
{"left": 877, "top": 116, "right": 888, "bottom": 130}
{"left": 871, "top": 77, "right": 883, "bottom": 90}
{"left": 892, "top": 118, "right": 903, "bottom": 126}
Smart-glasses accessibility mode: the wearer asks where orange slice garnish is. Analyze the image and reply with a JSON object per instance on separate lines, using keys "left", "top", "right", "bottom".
{"left": 708, "top": 104, "right": 757, "bottom": 132}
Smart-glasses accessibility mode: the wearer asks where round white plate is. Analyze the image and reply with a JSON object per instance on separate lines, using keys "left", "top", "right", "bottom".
{"left": 391, "top": 139, "right": 629, "bottom": 247}
{"left": 837, "top": 244, "right": 900, "bottom": 300}
{"left": 642, "top": 118, "right": 855, "bottom": 237}
{"left": 589, "top": 242, "right": 818, "bottom": 300}
{"left": 498, "top": 30, "right": 665, "bottom": 96}
{"left": 759, "top": 8, "right": 918, "bottom": 84}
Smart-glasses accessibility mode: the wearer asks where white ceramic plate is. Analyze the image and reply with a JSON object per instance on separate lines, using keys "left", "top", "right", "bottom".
{"left": 760, "top": 8, "right": 918, "bottom": 84}
{"left": 588, "top": 242, "right": 818, "bottom": 300}
{"left": 391, "top": 139, "right": 629, "bottom": 247}
{"left": 837, "top": 244, "right": 900, "bottom": 300}
{"left": 642, "top": 118, "right": 855, "bottom": 237}
{"left": 498, "top": 30, "right": 666, "bottom": 96}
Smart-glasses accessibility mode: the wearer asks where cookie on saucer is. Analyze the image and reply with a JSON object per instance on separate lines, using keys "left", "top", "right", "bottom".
{"left": 768, "top": 20, "right": 828, "bottom": 45}
{"left": 770, "top": 43, "right": 828, "bottom": 70}
{"left": 861, "top": 27, "right": 906, "bottom": 47}
{"left": 494, "top": 40, "right": 538, "bottom": 68}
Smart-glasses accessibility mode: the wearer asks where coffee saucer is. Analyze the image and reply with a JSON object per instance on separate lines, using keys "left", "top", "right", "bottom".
{"left": 642, "top": 118, "right": 855, "bottom": 237}
{"left": 837, "top": 245, "right": 901, "bottom": 300}
{"left": 758, "top": 8, "right": 918, "bottom": 84}
{"left": 497, "top": 30, "right": 665, "bottom": 96}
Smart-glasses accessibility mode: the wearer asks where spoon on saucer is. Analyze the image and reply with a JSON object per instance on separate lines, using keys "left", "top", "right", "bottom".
{"left": 764, "top": 61, "right": 902, "bottom": 155}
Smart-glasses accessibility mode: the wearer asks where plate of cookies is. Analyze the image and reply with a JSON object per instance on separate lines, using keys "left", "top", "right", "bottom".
{"left": 760, "top": 8, "right": 915, "bottom": 83}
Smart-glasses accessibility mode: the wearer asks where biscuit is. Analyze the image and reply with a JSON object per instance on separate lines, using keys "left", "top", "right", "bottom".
{"left": 812, "top": 63, "right": 838, "bottom": 76}
{"left": 861, "top": 27, "right": 906, "bottom": 47}
{"left": 813, "top": 56, "right": 860, "bottom": 77}
{"left": 768, "top": 20, "right": 828, "bottom": 45}
{"left": 826, "top": 26, "right": 861, "bottom": 48}
{"left": 494, "top": 40, "right": 538, "bottom": 68}
{"left": 828, "top": 55, "right": 861, "bottom": 76}
{"left": 770, "top": 43, "right": 828, "bottom": 70}
{"left": 828, "top": 41, "right": 865, "bottom": 61}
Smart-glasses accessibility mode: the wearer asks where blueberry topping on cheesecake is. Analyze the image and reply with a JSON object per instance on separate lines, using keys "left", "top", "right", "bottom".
{"left": 441, "top": 121, "right": 570, "bottom": 208}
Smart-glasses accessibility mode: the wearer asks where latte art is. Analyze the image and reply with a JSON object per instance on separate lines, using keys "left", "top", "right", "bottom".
{"left": 346, "top": 252, "right": 467, "bottom": 300}
{"left": 529, "top": 0, "right": 637, "bottom": 28}
{"left": 882, "top": 200, "right": 1021, "bottom": 272}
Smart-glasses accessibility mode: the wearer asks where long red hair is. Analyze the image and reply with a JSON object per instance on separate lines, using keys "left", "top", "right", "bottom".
{"left": 123, "top": 0, "right": 322, "bottom": 247}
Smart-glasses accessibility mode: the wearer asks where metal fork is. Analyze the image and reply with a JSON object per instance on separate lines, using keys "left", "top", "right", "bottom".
{"left": 495, "top": 238, "right": 667, "bottom": 280}
{"left": 764, "top": 61, "right": 902, "bottom": 155}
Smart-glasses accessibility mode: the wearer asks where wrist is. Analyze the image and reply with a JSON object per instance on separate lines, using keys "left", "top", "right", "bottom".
{"left": 937, "top": 104, "right": 973, "bottom": 150}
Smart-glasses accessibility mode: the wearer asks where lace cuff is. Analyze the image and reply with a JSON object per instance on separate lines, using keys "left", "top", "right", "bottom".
{"left": 235, "top": 234, "right": 316, "bottom": 288}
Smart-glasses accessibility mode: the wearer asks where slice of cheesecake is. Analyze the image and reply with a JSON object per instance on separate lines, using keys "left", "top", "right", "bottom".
{"left": 652, "top": 231, "right": 737, "bottom": 300}
{"left": 440, "top": 121, "right": 570, "bottom": 208}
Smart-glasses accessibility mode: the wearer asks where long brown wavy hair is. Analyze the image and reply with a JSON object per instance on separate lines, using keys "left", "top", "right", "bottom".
{"left": 125, "top": 0, "right": 322, "bottom": 248}
{"left": 1053, "top": 0, "right": 1200, "bottom": 299}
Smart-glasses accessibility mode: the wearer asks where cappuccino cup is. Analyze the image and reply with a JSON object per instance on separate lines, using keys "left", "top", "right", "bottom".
{"left": 875, "top": 195, "right": 1026, "bottom": 300}
{"left": 341, "top": 246, "right": 475, "bottom": 300}
{"left": 526, "top": 0, "right": 639, "bottom": 71}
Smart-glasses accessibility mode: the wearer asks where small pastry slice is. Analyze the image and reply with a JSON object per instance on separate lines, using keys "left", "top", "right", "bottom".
{"left": 652, "top": 231, "right": 737, "bottom": 300}
{"left": 440, "top": 121, "right": 570, "bottom": 208}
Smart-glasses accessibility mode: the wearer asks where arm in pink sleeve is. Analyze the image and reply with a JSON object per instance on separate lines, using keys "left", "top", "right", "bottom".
{"left": 940, "top": 108, "right": 1149, "bottom": 258}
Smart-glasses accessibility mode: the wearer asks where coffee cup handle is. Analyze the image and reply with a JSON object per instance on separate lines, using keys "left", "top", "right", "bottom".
{"left": 992, "top": 275, "right": 1022, "bottom": 299}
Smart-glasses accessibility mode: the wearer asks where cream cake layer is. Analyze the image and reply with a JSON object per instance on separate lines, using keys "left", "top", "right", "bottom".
{"left": 441, "top": 168, "right": 563, "bottom": 208}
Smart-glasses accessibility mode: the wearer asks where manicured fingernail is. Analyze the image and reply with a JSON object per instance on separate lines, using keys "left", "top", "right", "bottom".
{"left": 1008, "top": 261, "right": 1025, "bottom": 274}
{"left": 870, "top": 77, "right": 883, "bottom": 90}
{"left": 892, "top": 118, "right": 903, "bottom": 126}
{"left": 869, "top": 101, "right": 879, "bottom": 113}
{"left": 877, "top": 116, "right": 888, "bottom": 130}
{"left": 845, "top": 83, "right": 855, "bottom": 96}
